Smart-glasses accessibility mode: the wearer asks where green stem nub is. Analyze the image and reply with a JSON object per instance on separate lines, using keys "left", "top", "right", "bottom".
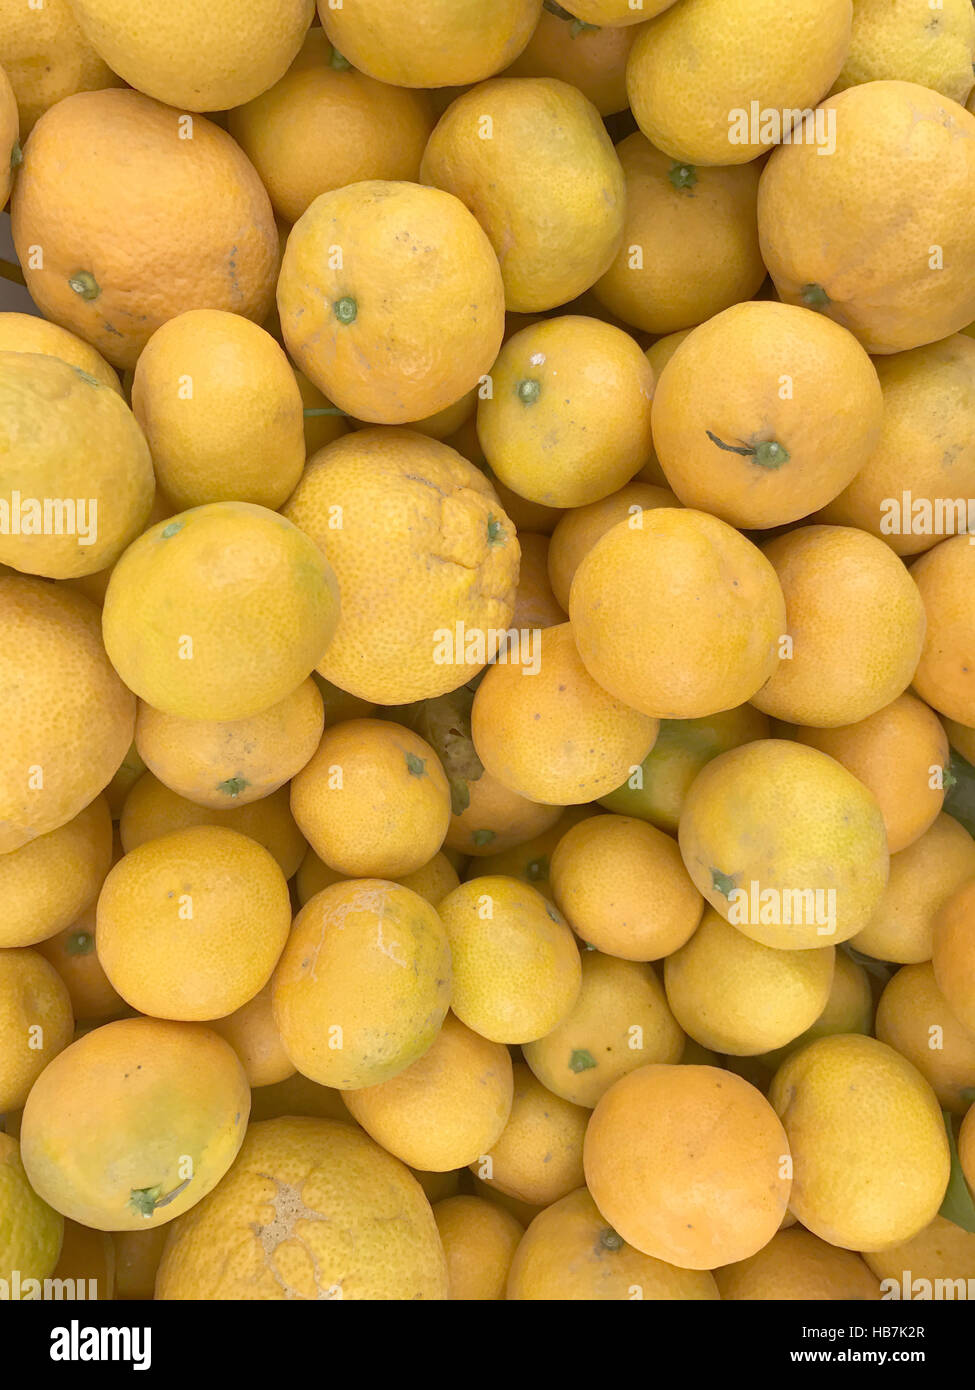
{"left": 68, "top": 270, "right": 100, "bottom": 301}
{"left": 570, "top": 1049, "right": 597, "bottom": 1074}
{"left": 801, "top": 283, "right": 830, "bottom": 310}
{"left": 516, "top": 378, "right": 540, "bottom": 405}
{"left": 333, "top": 296, "right": 357, "bottom": 325}
{"left": 669, "top": 162, "right": 697, "bottom": 192}
{"left": 10, "top": 142, "right": 22, "bottom": 170}
{"left": 486, "top": 514, "right": 506, "bottom": 545}
{"left": 706, "top": 431, "right": 789, "bottom": 469}
{"left": 66, "top": 931, "right": 94, "bottom": 956}
{"left": 711, "top": 868, "right": 736, "bottom": 899}
{"left": 216, "top": 777, "right": 248, "bottom": 798}
{"left": 329, "top": 48, "right": 352, "bottom": 70}
{"left": 472, "top": 828, "right": 496, "bottom": 846}
{"left": 129, "top": 1178, "right": 191, "bottom": 1219}
{"left": 405, "top": 752, "right": 426, "bottom": 778}
{"left": 569, "top": 18, "right": 600, "bottom": 36}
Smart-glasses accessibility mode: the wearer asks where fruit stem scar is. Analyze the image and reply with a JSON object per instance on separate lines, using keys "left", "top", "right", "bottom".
{"left": 68, "top": 271, "right": 100, "bottom": 301}
{"left": 668, "top": 162, "right": 698, "bottom": 192}
{"left": 599, "top": 1227, "right": 624, "bottom": 1250}
{"left": 329, "top": 48, "right": 352, "bottom": 70}
{"left": 711, "top": 868, "right": 736, "bottom": 898}
{"left": 333, "top": 296, "right": 357, "bottom": 324}
{"left": 570, "top": 1048, "right": 597, "bottom": 1073}
{"left": 486, "top": 514, "right": 506, "bottom": 545}
{"left": 129, "top": 1177, "right": 191, "bottom": 1218}
{"left": 801, "top": 283, "right": 830, "bottom": 309}
{"left": 705, "top": 431, "right": 790, "bottom": 469}
{"left": 66, "top": 931, "right": 94, "bottom": 956}
{"left": 10, "top": 141, "right": 22, "bottom": 170}
{"left": 516, "top": 378, "right": 541, "bottom": 405}
{"left": 216, "top": 777, "right": 249, "bottom": 797}
{"left": 160, "top": 521, "right": 184, "bottom": 538}
{"left": 405, "top": 752, "right": 426, "bottom": 777}
{"left": 471, "top": 828, "right": 495, "bottom": 845}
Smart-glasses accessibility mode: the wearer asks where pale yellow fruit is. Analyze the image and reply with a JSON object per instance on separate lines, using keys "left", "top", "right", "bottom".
{"left": 434, "top": 1195, "right": 522, "bottom": 1301}
{"left": 876, "top": 962, "right": 975, "bottom": 1115}
{"left": 437, "top": 876, "right": 581, "bottom": 1044}
{"left": 547, "top": 483, "right": 679, "bottom": 612}
{"left": 943, "top": 716, "right": 975, "bottom": 766}
{"left": 550, "top": 814, "right": 703, "bottom": 961}
{"left": 472, "top": 1062, "right": 587, "bottom": 1207}
{"left": 134, "top": 679, "right": 324, "bottom": 810}
{"left": 0, "top": 795, "right": 111, "bottom": 949}
{"left": 68, "top": 0, "right": 315, "bottom": 110}
{"left": 912, "top": 535, "right": 975, "bottom": 725}
{"left": 290, "top": 718, "right": 451, "bottom": 878}
{"left": 863, "top": 1216, "right": 975, "bottom": 1295}
{"left": 851, "top": 813, "right": 975, "bottom": 964}
{"left": 0, "top": 948, "right": 73, "bottom": 1112}
{"left": 444, "top": 768, "right": 561, "bottom": 860}
{"left": 715, "top": 1228, "right": 881, "bottom": 1300}
{"left": 0, "top": 314, "right": 120, "bottom": 393}
{"left": 664, "top": 909, "right": 835, "bottom": 1056}
{"left": 756, "top": 950, "right": 875, "bottom": 1074}
{"left": 834, "top": 0, "right": 975, "bottom": 105}
{"left": 626, "top": 0, "right": 852, "bottom": 165}
{"left": 271, "top": 879, "right": 452, "bottom": 1089}
{"left": 131, "top": 311, "right": 305, "bottom": 511}
{"left": 0, "top": 0, "right": 117, "bottom": 136}
{"left": 207, "top": 983, "right": 294, "bottom": 1090}
{"left": 769, "top": 1034, "right": 950, "bottom": 1251}
{"left": 522, "top": 951, "right": 684, "bottom": 1107}
{"left": 343, "top": 1014, "right": 513, "bottom": 1171}
{"left": 0, "top": 1131, "right": 64, "bottom": 1287}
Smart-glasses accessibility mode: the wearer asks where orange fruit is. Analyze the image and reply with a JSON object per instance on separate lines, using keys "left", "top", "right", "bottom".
{"left": 0, "top": 794, "right": 111, "bottom": 949}
{"left": 472, "top": 1062, "right": 588, "bottom": 1207}
{"left": 911, "top": 535, "right": 975, "bottom": 725}
{"left": 0, "top": 948, "right": 74, "bottom": 1111}
{"left": 505, "top": 8, "right": 639, "bottom": 116}
{"left": 715, "top": 1228, "right": 881, "bottom": 1300}
{"left": 434, "top": 1195, "right": 523, "bottom": 1300}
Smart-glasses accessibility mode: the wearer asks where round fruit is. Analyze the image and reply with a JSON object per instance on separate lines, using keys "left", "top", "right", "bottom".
{"left": 876, "top": 962, "right": 975, "bottom": 1115}
{"left": 208, "top": 984, "right": 295, "bottom": 1090}
{"left": 911, "top": 535, "right": 975, "bottom": 725}
{"left": 715, "top": 1228, "right": 881, "bottom": 1301}
{"left": 547, "top": 482, "right": 679, "bottom": 612}
{"left": 768, "top": 1034, "right": 950, "bottom": 1251}
{"left": 0, "top": 948, "right": 73, "bottom": 1112}
{"left": 156, "top": 1116, "right": 447, "bottom": 1299}
{"left": 473, "top": 1063, "right": 587, "bottom": 1207}
{"left": 20, "top": 1016, "right": 250, "bottom": 1230}
{"left": 282, "top": 429, "right": 519, "bottom": 704}
{"left": 102, "top": 502, "right": 340, "bottom": 721}
{"left": 0, "top": 1131, "right": 63, "bottom": 1286}
{"left": 932, "top": 878, "right": 975, "bottom": 1034}
{"left": 67, "top": 0, "right": 314, "bottom": 110}
{"left": 11, "top": 90, "right": 277, "bottom": 368}
{"left": 290, "top": 718, "right": 450, "bottom": 878}
{"left": 758, "top": 81, "right": 975, "bottom": 353}
{"left": 0, "top": 313, "right": 121, "bottom": 392}
{"left": 434, "top": 1195, "right": 523, "bottom": 1301}
{"left": 420, "top": 77, "right": 625, "bottom": 312}
{"left": 35, "top": 905, "right": 125, "bottom": 1026}
{"left": 277, "top": 180, "right": 504, "bottom": 424}
{"left": 505, "top": 7, "right": 639, "bottom": 116}
{"left": 438, "top": 875, "right": 581, "bottom": 1044}
{"left": 678, "top": 739, "right": 889, "bottom": 950}
{"left": 833, "top": 0, "right": 975, "bottom": 105}
{"left": 569, "top": 509, "right": 786, "bottom": 719}
{"left": 271, "top": 879, "right": 452, "bottom": 1089}
{"left": 0, "top": 794, "right": 111, "bottom": 949}
{"left": 0, "top": 0, "right": 116, "bottom": 136}
{"left": 445, "top": 768, "right": 561, "bottom": 859}
{"left": 0, "top": 61, "right": 18, "bottom": 209}
{"left": 863, "top": 1215, "right": 975, "bottom": 1293}
{"left": 584, "top": 1064, "right": 792, "bottom": 1269}
{"left": 471, "top": 623, "right": 659, "bottom": 805}
{"left": 750, "top": 526, "right": 926, "bottom": 727}
{"left": 96, "top": 826, "right": 291, "bottom": 1022}
{"left": 626, "top": 0, "right": 851, "bottom": 165}
{"left": 756, "top": 949, "right": 875, "bottom": 1074}
{"left": 0, "top": 577, "right": 134, "bottom": 853}
{"left": 651, "top": 302, "right": 883, "bottom": 529}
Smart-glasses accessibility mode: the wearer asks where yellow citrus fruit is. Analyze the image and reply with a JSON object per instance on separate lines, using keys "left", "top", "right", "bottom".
{"left": 135, "top": 678, "right": 324, "bottom": 810}
{"left": 651, "top": 303, "right": 883, "bottom": 529}
{"left": 0, "top": 577, "right": 134, "bottom": 853}
{"left": 795, "top": 693, "right": 949, "bottom": 854}
{"left": 472, "top": 1062, "right": 587, "bottom": 1206}
{"left": 522, "top": 950, "right": 684, "bottom": 1106}
{"left": 471, "top": 622, "right": 659, "bottom": 804}
{"left": 851, "top": 812, "right": 975, "bottom": 963}
{"left": 932, "top": 878, "right": 975, "bottom": 1034}
{"left": 477, "top": 315, "right": 654, "bottom": 508}
{"left": 751, "top": 526, "right": 926, "bottom": 727}
{"left": 291, "top": 718, "right": 450, "bottom": 877}
{"left": 282, "top": 429, "right": 519, "bottom": 704}
{"left": 0, "top": 351, "right": 154, "bottom": 578}
{"left": 0, "top": 313, "right": 121, "bottom": 393}
{"left": 320, "top": 0, "right": 540, "bottom": 87}
{"left": 626, "top": 0, "right": 851, "bottom": 165}
{"left": 131, "top": 311, "right": 305, "bottom": 511}
{"left": 758, "top": 81, "right": 975, "bottom": 353}
{"left": 678, "top": 739, "right": 890, "bottom": 950}
{"left": 634, "top": 328, "right": 692, "bottom": 484}
{"left": 664, "top": 908, "right": 835, "bottom": 1056}
{"left": 943, "top": 716, "right": 975, "bottom": 765}
{"left": 208, "top": 983, "right": 295, "bottom": 1090}
{"left": 817, "top": 335, "right": 975, "bottom": 555}
{"left": 344, "top": 1014, "right": 513, "bottom": 1170}
{"left": 508, "top": 1186, "right": 720, "bottom": 1301}
{"left": 20, "top": 1016, "right": 250, "bottom": 1231}
{"left": 0, "top": 947, "right": 73, "bottom": 1111}
{"left": 960, "top": 1105, "right": 975, "bottom": 1194}
{"left": 592, "top": 135, "right": 765, "bottom": 334}
{"left": 570, "top": 509, "right": 786, "bottom": 719}
{"left": 102, "top": 502, "right": 340, "bottom": 721}
{"left": 597, "top": 704, "right": 770, "bottom": 833}
{"left": 445, "top": 768, "right": 561, "bottom": 859}
{"left": 471, "top": 804, "right": 599, "bottom": 901}
{"left": 228, "top": 28, "right": 435, "bottom": 224}
{"left": 547, "top": 482, "right": 678, "bottom": 612}
{"left": 550, "top": 814, "right": 703, "bottom": 960}
{"left": 156, "top": 1116, "right": 447, "bottom": 1299}
{"left": 114, "top": 1226, "right": 168, "bottom": 1301}
{"left": 420, "top": 77, "right": 625, "bottom": 312}
{"left": 0, "top": 794, "right": 111, "bottom": 948}
{"left": 912, "top": 535, "right": 975, "bottom": 725}
{"left": 505, "top": 7, "right": 639, "bottom": 116}
{"left": 450, "top": 418, "right": 565, "bottom": 535}
{"left": 0, "top": 1131, "right": 63, "bottom": 1287}
{"left": 863, "top": 1214, "right": 975, "bottom": 1295}
{"left": 97, "top": 826, "right": 291, "bottom": 1021}
{"left": 35, "top": 904, "right": 125, "bottom": 1026}
{"left": 755, "top": 949, "right": 875, "bottom": 1075}
{"left": 0, "top": 61, "right": 17, "bottom": 208}
{"left": 833, "top": 0, "right": 975, "bottom": 105}
{"left": 0, "top": 0, "right": 116, "bottom": 137}
{"left": 876, "top": 962, "right": 975, "bottom": 1115}
{"left": 11, "top": 90, "right": 277, "bottom": 368}
{"left": 278, "top": 181, "right": 504, "bottom": 424}
{"left": 769, "top": 1034, "right": 950, "bottom": 1251}
{"left": 434, "top": 1194, "right": 523, "bottom": 1300}
{"left": 272, "top": 879, "right": 451, "bottom": 1089}
{"left": 438, "top": 875, "right": 581, "bottom": 1043}
{"left": 584, "top": 1064, "right": 792, "bottom": 1268}
{"left": 120, "top": 775, "right": 306, "bottom": 879}
{"left": 553, "top": 0, "right": 676, "bottom": 25}
{"left": 67, "top": 0, "right": 314, "bottom": 110}
{"left": 508, "top": 533, "right": 567, "bottom": 630}
{"left": 715, "top": 1227, "right": 881, "bottom": 1301}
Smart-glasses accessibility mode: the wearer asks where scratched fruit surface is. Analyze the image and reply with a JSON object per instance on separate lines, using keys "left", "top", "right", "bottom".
{"left": 1, "top": 0, "right": 975, "bottom": 1308}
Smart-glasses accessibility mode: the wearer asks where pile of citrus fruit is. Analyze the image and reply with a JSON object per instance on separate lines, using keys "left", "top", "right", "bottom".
{"left": 2, "top": 0, "right": 975, "bottom": 1303}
